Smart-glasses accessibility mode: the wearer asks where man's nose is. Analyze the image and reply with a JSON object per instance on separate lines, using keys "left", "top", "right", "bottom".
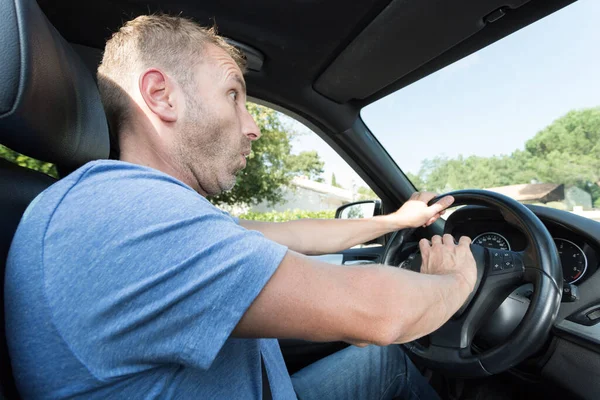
{"left": 242, "top": 108, "right": 261, "bottom": 141}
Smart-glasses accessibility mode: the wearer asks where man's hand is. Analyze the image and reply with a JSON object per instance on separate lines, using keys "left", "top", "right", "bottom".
{"left": 386, "top": 192, "right": 454, "bottom": 230}
{"left": 419, "top": 234, "right": 477, "bottom": 292}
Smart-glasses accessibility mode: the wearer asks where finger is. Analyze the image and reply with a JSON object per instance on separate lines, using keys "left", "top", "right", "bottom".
{"left": 428, "top": 195, "right": 455, "bottom": 215}
{"left": 431, "top": 235, "right": 442, "bottom": 246}
{"left": 443, "top": 234, "right": 455, "bottom": 246}
{"left": 458, "top": 236, "right": 472, "bottom": 247}
{"left": 419, "top": 238, "right": 431, "bottom": 253}
{"left": 416, "top": 191, "right": 436, "bottom": 202}
{"left": 419, "top": 238, "right": 431, "bottom": 268}
{"left": 425, "top": 215, "right": 439, "bottom": 226}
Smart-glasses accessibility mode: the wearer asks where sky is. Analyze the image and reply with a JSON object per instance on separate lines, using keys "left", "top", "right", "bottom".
{"left": 287, "top": 0, "right": 600, "bottom": 189}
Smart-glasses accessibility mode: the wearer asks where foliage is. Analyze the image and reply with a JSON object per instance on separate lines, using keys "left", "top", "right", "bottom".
{"left": 405, "top": 172, "right": 424, "bottom": 189}
{"left": 410, "top": 107, "right": 600, "bottom": 205}
{"left": 357, "top": 186, "right": 377, "bottom": 200}
{"left": 346, "top": 206, "right": 365, "bottom": 219}
{"left": 239, "top": 209, "right": 336, "bottom": 222}
{"left": 286, "top": 150, "right": 325, "bottom": 182}
{"left": 0, "top": 144, "right": 59, "bottom": 178}
{"left": 331, "top": 173, "right": 342, "bottom": 188}
{"left": 210, "top": 103, "right": 325, "bottom": 206}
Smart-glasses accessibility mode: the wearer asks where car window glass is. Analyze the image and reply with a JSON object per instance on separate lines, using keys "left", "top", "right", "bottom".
{"left": 361, "top": 0, "right": 600, "bottom": 222}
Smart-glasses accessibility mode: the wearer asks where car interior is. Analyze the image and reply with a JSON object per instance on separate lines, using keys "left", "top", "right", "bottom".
{"left": 1, "top": 0, "right": 598, "bottom": 399}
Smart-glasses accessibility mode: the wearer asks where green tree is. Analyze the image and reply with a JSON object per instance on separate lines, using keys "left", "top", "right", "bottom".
{"left": 405, "top": 172, "right": 424, "bottom": 189}
{"left": 523, "top": 108, "right": 600, "bottom": 203}
{"left": 210, "top": 103, "right": 326, "bottom": 206}
{"left": 331, "top": 173, "right": 342, "bottom": 188}
{"left": 357, "top": 186, "right": 377, "bottom": 200}
{"left": 346, "top": 206, "right": 364, "bottom": 219}
{"left": 410, "top": 107, "right": 600, "bottom": 204}
{"left": 286, "top": 150, "right": 325, "bottom": 182}
{"left": 525, "top": 108, "right": 600, "bottom": 159}
{"left": 239, "top": 209, "right": 335, "bottom": 222}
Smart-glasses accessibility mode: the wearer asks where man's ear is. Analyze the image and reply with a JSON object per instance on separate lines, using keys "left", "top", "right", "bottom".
{"left": 139, "top": 68, "right": 178, "bottom": 122}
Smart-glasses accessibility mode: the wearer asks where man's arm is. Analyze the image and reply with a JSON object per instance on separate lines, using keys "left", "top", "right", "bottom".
{"left": 240, "top": 217, "right": 395, "bottom": 255}
{"left": 233, "top": 234, "right": 476, "bottom": 345}
{"left": 239, "top": 192, "right": 454, "bottom": 255}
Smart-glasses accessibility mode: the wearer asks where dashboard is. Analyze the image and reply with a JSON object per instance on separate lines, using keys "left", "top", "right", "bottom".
{"left": 446, "top": 208, "right": 600, "bottom": 286}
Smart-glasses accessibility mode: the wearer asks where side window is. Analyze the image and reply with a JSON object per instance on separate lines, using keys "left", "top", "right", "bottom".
{"left": 0, "top": 144, "right": 59, "bottom": 178}
{"left": 210, "top": 102, "right": 379, "bottom": 223}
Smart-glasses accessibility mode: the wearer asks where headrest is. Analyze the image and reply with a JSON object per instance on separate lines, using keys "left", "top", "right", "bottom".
{"left": 0, "top": 0, "right": 109, "bottom": 170}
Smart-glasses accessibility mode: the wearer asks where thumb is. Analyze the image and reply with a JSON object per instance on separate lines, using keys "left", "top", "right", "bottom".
{"left": 427, "top": 195, "right": 454, "bottom": 216}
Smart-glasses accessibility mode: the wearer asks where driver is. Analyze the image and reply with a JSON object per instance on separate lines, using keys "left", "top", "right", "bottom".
{"left": 5, "top": 14, "right": 477, "bottom": 400}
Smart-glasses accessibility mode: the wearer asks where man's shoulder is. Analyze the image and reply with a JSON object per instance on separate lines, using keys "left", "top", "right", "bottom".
{"left": 38, "top": 159, "right": 190, "bottom": 199}
{"left": 66, "top": 159, "right": 194, "bottom": 191}
{"left": 52, "top": 160, "right": 217, "bottom": 211}
{"left": 19, "top": 160, "right": 236, "bottom": 236}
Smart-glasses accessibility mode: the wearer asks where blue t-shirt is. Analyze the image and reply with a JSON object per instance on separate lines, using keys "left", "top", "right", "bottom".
{"left": 5, "top": 160, "right": 297, "bottom": 399}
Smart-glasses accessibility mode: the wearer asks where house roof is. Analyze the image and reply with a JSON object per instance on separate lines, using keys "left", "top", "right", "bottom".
{"left": 485, "top": 183, "right": 564, "bottom": 202}
{"left": 291, "top": 177, "right": 353, "bottom": 201}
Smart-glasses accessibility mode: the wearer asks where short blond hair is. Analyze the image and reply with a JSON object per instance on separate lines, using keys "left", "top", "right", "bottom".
{"left": 97, "top": 14, "right": 246, "bottom": 143}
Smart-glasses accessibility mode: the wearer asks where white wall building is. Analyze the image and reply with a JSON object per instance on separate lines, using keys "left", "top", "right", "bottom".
{"left": 251, "top": 176, "right": 354, "bottom": 213}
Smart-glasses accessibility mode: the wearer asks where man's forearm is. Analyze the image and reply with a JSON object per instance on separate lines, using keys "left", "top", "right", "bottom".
{"left": 240, "top": 216, "right": 402, "bottom": 255}
{"left": 344, "top": 265, "right": 472, "bottom": 345}
{"left": 234, "top": 251, "right": 473, "bottom": 346}
{"left": 391, "top": 272, "right": 472, "bottom": 343}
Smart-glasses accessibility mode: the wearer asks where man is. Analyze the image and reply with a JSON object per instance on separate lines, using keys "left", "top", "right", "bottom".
{"left": 5, "top": 14, "right": 476, "bottom": 399}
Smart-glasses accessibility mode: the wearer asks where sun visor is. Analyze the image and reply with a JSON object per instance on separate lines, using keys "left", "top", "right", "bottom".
{"left": 314, "top": 0, "right": 531, "bottom": 103}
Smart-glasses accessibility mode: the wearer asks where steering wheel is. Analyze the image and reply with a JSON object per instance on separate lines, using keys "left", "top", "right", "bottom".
{"left": 383, "top": 190, "right": 563, "bottom": 377}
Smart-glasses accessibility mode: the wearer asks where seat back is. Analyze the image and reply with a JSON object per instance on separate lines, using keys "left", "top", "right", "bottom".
{"left": 0, "top": 160, "right": 57, "bottom": 398}
{"left": 0, "top": 0, "right": 110, "bottom": 397}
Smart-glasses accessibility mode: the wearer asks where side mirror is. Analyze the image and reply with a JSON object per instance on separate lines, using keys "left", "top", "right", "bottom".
{"left": 335, "top": 199, "right": 382, "bottom": 220}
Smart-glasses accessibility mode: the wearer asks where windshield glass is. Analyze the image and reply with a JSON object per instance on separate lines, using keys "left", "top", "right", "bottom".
{"left": 361, "top": 0, "right": 600, "bottom": 220}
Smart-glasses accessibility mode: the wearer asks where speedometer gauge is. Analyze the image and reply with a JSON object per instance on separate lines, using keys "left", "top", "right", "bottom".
{"left": 554, "top": 238, "right": 587, "bottom": 284}
{"left": 472, "top": 232, "right": 511, "bottom": 250}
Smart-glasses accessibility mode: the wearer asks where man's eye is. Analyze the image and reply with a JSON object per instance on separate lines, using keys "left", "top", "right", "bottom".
{"left": 229, "top": 91, "right": 238, "bottom": 101}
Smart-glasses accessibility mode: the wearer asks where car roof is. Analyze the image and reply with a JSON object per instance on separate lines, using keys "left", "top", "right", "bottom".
{"left": 39, "top": 0, "right": 576, "bottom": 134}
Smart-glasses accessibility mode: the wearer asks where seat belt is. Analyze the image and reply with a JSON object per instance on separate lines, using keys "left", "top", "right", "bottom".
{"left": 261, "top": 355, "right": 273, "bottom": 400}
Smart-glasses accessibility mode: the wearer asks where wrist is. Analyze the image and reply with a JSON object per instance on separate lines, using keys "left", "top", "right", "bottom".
{"left": 449, "top": 271, "right": 475, "bottom": 295}
{"left": 376, "top": 214, "right": 408, "bottom": 232}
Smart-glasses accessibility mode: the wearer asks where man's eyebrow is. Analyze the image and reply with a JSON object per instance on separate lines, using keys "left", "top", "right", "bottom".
{"left": 231, "top": 74, "right": 247, "bottom": 93}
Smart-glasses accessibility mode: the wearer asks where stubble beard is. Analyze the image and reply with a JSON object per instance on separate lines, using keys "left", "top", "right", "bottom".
{"left": 175, "top": 106, "right": 239, "bottom": 196}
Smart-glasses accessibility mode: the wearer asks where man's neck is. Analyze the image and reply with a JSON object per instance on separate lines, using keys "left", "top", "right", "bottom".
{"left": 120, "top": 141, "right": 202, "bottom": 195}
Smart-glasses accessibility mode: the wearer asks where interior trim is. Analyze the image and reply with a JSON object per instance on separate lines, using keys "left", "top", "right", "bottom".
{"left": 556, "top": 319, "right": 600, "bottom": 346}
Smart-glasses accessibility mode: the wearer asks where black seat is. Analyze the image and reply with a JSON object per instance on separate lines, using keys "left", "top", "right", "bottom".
{"left": 0, "top": 0, "right": 110, "bottom": 397}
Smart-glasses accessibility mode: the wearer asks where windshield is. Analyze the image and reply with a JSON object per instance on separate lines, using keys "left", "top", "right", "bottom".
{"left": 361, "top": 0, "right": 600, "bottom": 220}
